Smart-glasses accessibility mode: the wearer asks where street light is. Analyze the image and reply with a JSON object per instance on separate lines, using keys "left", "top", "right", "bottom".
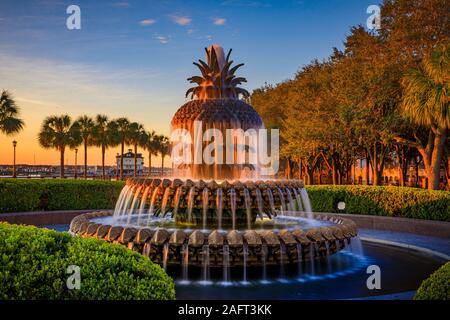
{"left": 74, "top": 148, "right": 78, "bottom": 179}
{"left": 12, "top": 140, "right": 17, "bottom": 178}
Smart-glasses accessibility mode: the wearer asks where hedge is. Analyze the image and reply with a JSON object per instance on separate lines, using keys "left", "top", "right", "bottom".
{"left": 0, "top": 222, "right": 175, "bottom": 299}
{"left": 414, "top": 262, "right": 450, "bottom": 300}
{"left": 0, "top": 179, "right": 124, "bottom": 213}
{"left": 306, "top": 185, "right": 450, "bottom": 221}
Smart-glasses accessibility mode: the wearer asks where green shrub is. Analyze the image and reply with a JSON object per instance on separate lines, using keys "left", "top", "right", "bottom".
{"left": 0, "top": 179, "right": 124, "bottom": 213}
{"left": 414, "top": 262, "right": 450, "bottom": 300}
{"left": 306, "top": 185, "right": 450, "bottom": 221}
{"left": 0, "top": 222, "right": 175, "bottom": 300}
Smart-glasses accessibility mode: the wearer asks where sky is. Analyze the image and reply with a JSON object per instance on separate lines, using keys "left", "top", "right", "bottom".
{"left": 0, "top": 0, "right": 379, "bottom": 167}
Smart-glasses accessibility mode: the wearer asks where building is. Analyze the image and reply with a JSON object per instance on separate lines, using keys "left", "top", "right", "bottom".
{"left": 116, "top": 149, "right": 144, "bottom": 176}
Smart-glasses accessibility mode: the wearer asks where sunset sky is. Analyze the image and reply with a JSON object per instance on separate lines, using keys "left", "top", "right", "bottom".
{"left": 0, "top": 0, "right": 377, "bottom": 166}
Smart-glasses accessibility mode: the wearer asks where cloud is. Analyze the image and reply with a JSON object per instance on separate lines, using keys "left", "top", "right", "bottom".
{"left": 170, "top": 15, "right": 191, "bottom": 26}
{"left": 156, "top": 36, "right": 169, "bottom": 44}
{"left": 140, "top": 19, "right": 157, "bottom": 26}
{"left": 213, "top": 17, "right": 226, "bottom": 26}
{"left": 187, "top": 29, "right": 194, "bottom": 35}
{"left": 206, "top": 35, "right": 213, "bottom": 41}
{"left": 111, "top": 2, "right": 130, "bottom": 7}
{"left": 221, "top": 0, "right": 270, "bottom": 7}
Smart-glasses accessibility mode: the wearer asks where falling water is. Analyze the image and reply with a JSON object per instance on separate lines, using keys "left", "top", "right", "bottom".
{"left": 137, "top": 185, "right": 151, "bottom": 224}
{"left": 143, "top": 242, "right": 151, "bottom": 257}
{"left": 242, "top": 243, "right": 249, "bottom": 285}
{"left": 201, "top": 244, "right": 211, "bottom": 285}
{"left": 202, "top": 188, "right": 209, "bottom": 230}
{"left": 216, "top": 188, "right": 223, "bottom": 230}
{"left": 261, "top": 244, "right": 269, "bottom": 284}
{"left": 162, "top": 242, "right": 169, "bottom": 271}
{"left": 277, "top": 187, "right": 286, "bottom": 213}
{"left": 296, "top": 243, "right": 302, "bottom": 277}
{"left": 127, "top": 186, "right": 143, "bottom": 224}
{"left": 266, "top": 188, "right": 275, "bottom": 216}
{"left": 161, "top": 187, "right": 172, "bottom": 216}
{"left": 181, "top": 243, "right": 189, "bottom": 283}
{"left": 119, "top": 186, "right": 135, "bottom": 217}
{"left": 255, "top": 188, "right": 264, "bottom": 219}
{"left": 349, "top": 236, "right": 364, "bottom": 256}
{"left": 148, "top": 186, "right": 160, "bottom": 216}
{"left": 292, "top": 188, "right": 304, "bottom": 211}
{"left": 187, "top": 186, "right": 196, "bottom": 223}
{"left": 279, "top": 243, "right": 286, "bottom": 281}
{"left": 243, "top": 188, "right": 252, "bottom": 230}
{"left": 222, "top": 244, "right": 230, "bottom": 284}
{"left": 300, "top": 188, "right": 313, "bottom": 219}
{"left": 285, "top": 188, "right": 295, "bottom": 211}
{"left": 230, "top": 188, "right": 237, "bottom": 230}
{"left": 309, "top": 242, "right": 316, "bottom": 277}
{"left": 113, "top": 185, "right": 129, "bottom": 216}
{"left": 172, "top": 186, "right": 183, "bottom": 220}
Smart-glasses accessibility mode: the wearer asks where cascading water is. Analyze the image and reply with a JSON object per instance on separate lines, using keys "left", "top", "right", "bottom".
{"left": 229, "top": 188, "right": 237, "bottom": 230}
{"left": 202, "top": 188, "right": 209, "bottom": 230}
{"left": 216, "top": 188, "right": 223, "bottom": 230}
{"left": 243, "top": 188, "right": 252, "bottom": 229}
{"left": 300, "top": 187, "right": 313, "bottom": 219}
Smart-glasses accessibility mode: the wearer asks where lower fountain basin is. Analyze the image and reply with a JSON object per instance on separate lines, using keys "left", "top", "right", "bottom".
{"left": 69, "top": 211, "right": 358, "bottom": 267}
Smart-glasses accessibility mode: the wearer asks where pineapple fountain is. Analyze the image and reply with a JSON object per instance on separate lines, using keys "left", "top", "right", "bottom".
{"left": 69, "top": 45, "right": 358, "bottom": 281}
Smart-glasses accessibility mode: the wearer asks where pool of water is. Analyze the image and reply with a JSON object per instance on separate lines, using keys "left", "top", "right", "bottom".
{"left": 39, "top": 224, "right": 445, "bottom": 300}
{"left": 91, "top": 214, "right": 335, "bottom": 232}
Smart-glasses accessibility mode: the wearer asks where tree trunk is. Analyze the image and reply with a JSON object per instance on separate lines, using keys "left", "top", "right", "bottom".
{"left": 102, "top": 145, "right": 106, "bottom": 180}
{"left": 365, "top": 150, "right": 370, "bottom": 185}
{"left": 120, "top": 141, "right": 124, "bottom": 180}
{"left": 84, "top": 140, "right": 88, "bottom": 179}
{"left": 428, "top": 128, "right": 446, "bottom": 190}
{"left": 331, "top": 156, "right": 337, "bottom": 185}
{"left": 60, "top": 147, "right": 65, "bottom": 178}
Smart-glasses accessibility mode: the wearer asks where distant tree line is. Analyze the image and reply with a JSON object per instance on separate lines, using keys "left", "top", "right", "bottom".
{"left": 250, "top": 0, "right": 449, "bottom": 190}
{"left": 37, "top": 114, "right": 170, "bottom": 179}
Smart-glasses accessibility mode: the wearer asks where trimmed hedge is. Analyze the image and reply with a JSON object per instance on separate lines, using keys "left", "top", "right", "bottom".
{"left": 0, "top": 179, "right": 124, "bottom": 213}
{"left": 306, "top": 185, "right": 450, "bottom": 221}
{"left": 414, "top": 262, "right": 450, "bottom": 300}
{"left": 0, "top": 222, "right": 175, "bottom": 299}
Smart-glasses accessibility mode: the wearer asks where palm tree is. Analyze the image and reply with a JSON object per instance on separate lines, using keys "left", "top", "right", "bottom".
{"left": 158, "top": 135, "right": 170, "bottom": 176}
{"left": 127, "top": 122, "right": 146, "bottom": 177}
{"left": 38, "top": 115, "right": 81, "bottom": 178}
{"left": 0, "top": 90, "right": 24, "bottom": 136}
{"left": 92, "top": 115, "right": 119, "bottom": 179}
{"left": 75, "top": 115, "right": 95, "bottom": 179}
{"left": 400, "top": 43, "right": 449, "bottom": 190}
{"left": 141, "top": 130, "right": 158, "bottom": 177}
{"left": 115, "top": 117, "right": 131, "bottom": 180}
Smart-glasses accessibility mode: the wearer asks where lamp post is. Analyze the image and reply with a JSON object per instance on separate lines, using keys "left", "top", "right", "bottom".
{"left": 74, "top": 148, "right": 78, "bottom": 179}
{"left": 12, "top": 140, "right": 17, "bottom": 178}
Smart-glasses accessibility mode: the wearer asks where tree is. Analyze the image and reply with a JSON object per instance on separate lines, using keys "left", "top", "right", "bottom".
{"left": 141, "top": 130, "right": 158, "bottom": 177}
{"left": 115, "top": 117, "right": 131, "bottom": 180}
{"left": 127, "top": 122, "right": 146, "bottom": 177}
{"left": 396, "top": 44, "right": 449, "bottom": 189}
{"left": 157, "top": 135, "right": 170, "bottom": 176}
{"left": 38, "top": 115, "right": 81, "bottom": 178}
{"left": 75, "top": 115, "right": 95, "bottom": 179}
{"left": 92, "top": 115, "right": 119, "bottom": 179}
{"left": 0, "top": 90, "right": 24, "bottom": 137}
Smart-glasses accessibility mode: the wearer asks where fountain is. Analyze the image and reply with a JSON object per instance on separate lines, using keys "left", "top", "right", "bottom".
{"left": 69, "top": 45, "right": 358, "bottom": 273}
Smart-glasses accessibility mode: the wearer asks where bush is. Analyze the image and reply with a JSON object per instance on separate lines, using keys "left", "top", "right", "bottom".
{"left": 306, "top": 185, "right": 450, "bottom": 221}
{"left": 0, "top": 222, "right": 175, "bottom": 300}
{"left": 0, "top": 179, "right": 124, "bottom": 213}
{"left": 414, "top": 262, "right": 450, "bottom": 300}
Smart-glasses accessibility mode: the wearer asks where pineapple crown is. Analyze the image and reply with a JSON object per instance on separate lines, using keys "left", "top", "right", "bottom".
{"left": 186, "top": 45, "right": 250, "bottom": 100}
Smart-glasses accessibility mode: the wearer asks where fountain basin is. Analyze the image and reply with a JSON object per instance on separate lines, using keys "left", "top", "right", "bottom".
{"left": 69, "top": 211, "right": 358, "bottom": 267}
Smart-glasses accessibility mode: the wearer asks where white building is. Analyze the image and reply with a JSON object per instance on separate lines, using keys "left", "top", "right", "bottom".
{"left": 116, "top": 149, "right": 144, "bottom": 176}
